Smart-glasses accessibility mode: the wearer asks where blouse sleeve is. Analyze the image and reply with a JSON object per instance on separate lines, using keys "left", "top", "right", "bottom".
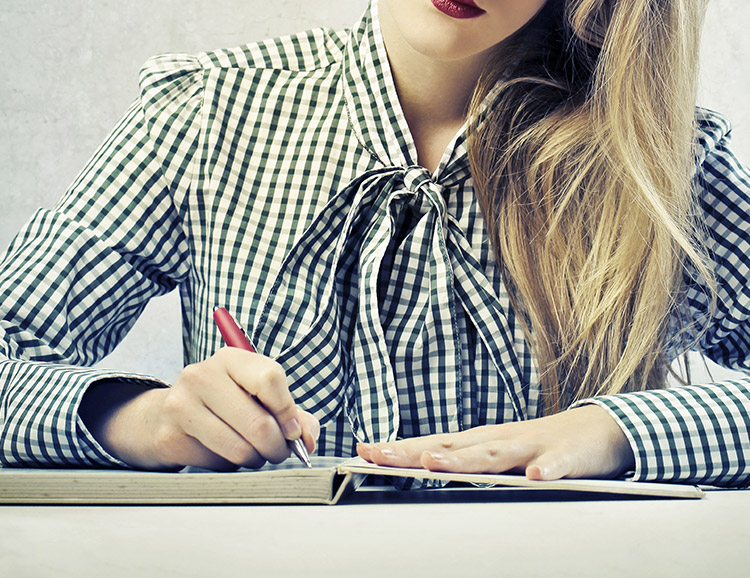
{"left": 575, "top": 110, "right": 750, "bottom": 487}
{"left": 0, "top": 54, "right": 204, "bottom": 467}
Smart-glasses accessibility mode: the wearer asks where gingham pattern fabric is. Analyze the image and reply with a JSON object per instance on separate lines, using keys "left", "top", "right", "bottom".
{"left": 1, "top": 3, "right": 748, "bottom": 486}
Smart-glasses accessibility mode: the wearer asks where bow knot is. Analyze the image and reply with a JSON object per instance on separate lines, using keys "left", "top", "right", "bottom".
{"left": 397, "top": 166, "right": 448, "bottom": 224}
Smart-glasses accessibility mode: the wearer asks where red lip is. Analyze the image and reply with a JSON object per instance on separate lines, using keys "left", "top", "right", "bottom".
{"left": 431, "top": 0, "right": 486, "bottom": 19}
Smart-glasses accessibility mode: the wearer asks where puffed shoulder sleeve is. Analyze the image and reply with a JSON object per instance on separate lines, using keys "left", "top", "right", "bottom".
{"left": 0, "top": 54, "right": 204, "bottom": 467}
{"left": 574, "top": 109, "right": 750, "bottom": 487}
{"left": 138, "top": 53, "right": 204, "bottom": 196}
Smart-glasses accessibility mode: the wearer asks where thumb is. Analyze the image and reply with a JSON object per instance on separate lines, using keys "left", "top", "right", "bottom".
{"left": 526, "top": 453, "right": 571, "bottom": 481}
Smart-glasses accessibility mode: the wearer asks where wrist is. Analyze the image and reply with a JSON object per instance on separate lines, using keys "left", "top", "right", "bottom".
{"left": 79, "top": 380, "right": 175, "bottom": 470}
{"left": 575, "top": 403, "right": 636, "bottom": 477}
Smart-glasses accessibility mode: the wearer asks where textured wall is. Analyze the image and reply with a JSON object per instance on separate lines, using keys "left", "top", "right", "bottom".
{"left": 1, "top": 1, "right": 748, "bottom": 383}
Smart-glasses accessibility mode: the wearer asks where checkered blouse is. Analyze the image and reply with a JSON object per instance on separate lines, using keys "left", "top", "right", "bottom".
{"left": 1, "top": 3, "right": 749, "bottom": 486}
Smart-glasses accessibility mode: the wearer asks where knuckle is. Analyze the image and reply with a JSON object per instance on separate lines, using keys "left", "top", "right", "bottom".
{"left": 177, "top": 363, "right": 208, "bottom": 388}
{"left": 241, "top": 454, "right": 267, "bottom": 470}
{"left": 246, "top": 413, "right": 279, "bottom": 441}
{"left": 160, "top": 389, "right": 188, "bottom": 419}
{"left": 259, "top": 361, "right": 288, "bottom": 390}
{"left": 224, "top": 439, "right": 254, "bottom": 465}
{"left": 440, "top": 436, "right": 455, "bottom": 450}
{"left": 213, "top": 346, "right": 237, "bottom": 363}
{"left": 223, "top": 439, "right": 266, "bottom": 469}
{"left": 152, "top": 422, "right": 183, "bottom": 457}
{"left": 257, "top": 363, "right": 294, "bottom": 411}
{"left": 266, "top": 448, "right": 292, "bottom": 465}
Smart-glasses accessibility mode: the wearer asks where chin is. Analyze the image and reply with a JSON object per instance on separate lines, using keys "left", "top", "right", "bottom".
{"left": 405, "top": 33, "right": 494, "bottom": 63}
{"left": 380, "top": 0, "right": 501, "bottom": 65}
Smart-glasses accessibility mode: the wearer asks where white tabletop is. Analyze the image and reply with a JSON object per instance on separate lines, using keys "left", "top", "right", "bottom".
{"left": 1, "top": 485, "right": 748, "bottom": 578}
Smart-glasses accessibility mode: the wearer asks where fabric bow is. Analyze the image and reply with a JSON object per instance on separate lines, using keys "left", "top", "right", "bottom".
{"left": 252, "top": 163, "right": 528, "bottom": 444}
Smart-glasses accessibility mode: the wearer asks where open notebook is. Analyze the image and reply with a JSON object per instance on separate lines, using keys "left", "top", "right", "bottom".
{"left": 0, "top": 456, "right": 704, "bottom": 504}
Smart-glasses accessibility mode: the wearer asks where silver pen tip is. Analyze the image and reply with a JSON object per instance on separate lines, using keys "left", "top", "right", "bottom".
{"left": 290, "top": 438, "right": 312, "bottom": 468}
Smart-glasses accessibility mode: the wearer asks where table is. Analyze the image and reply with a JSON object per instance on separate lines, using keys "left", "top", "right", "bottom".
{"left": 1, "top": 486, "right": 748, "bottom": 578}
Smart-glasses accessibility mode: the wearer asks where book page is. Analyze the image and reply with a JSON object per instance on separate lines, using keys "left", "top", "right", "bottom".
{"left": 338, "top": 457, "right": 704, "bottom": 499}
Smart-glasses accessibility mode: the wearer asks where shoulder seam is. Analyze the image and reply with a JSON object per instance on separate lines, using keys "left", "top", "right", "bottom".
{"left": 195, "top": 27, "right": 348, "bottom": 73}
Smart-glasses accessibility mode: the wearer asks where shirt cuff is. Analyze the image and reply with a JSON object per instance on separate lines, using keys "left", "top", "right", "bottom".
{"left": 572, "top": 380, "right": 750, "bottom": 487}
{"left": 1, "top": 358, "right": 168, "bottom": 468}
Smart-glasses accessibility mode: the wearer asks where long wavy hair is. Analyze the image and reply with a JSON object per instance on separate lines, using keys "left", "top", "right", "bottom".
{"left": 468, "top": 0, "right": 715, "bottom": 414}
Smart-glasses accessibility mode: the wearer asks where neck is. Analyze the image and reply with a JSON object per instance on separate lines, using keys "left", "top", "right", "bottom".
{"left": 378, "top": 5, "right": 487, "bottom": 170}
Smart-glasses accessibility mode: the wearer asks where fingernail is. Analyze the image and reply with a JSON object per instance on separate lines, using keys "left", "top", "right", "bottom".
{"left": 282, "top": 418, "right": 302, "bottom": 439}
{"left": 355, "top": 443, "right": 370, "bottom": 460}
{"left": 426, "top": 451, "right": 445, "bottom": 462}
{"left": 375, "top": 446, "right": 395, "bottom": 458}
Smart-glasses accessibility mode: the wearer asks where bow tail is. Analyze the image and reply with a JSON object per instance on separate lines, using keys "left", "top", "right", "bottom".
{"left": 252, "top": 170, "right": 398, "bottom": 425}
{"left": 347, "top": 205, "right": 401, "bottom": 442}
{"left": 351, "top": 201, "right": 465, "bottom": 442}
{"left": 445, "top": 225, "right": 530, "bottom": 421}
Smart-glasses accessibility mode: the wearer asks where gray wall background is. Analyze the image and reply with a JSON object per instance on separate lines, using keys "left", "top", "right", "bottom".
{"left": 1, "top": 1, "right": 748, "bottom": 385}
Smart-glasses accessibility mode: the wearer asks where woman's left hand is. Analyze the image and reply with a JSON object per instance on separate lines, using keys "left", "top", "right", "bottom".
{"left": 356, "top": 404, "right": 635, "bottom": 480}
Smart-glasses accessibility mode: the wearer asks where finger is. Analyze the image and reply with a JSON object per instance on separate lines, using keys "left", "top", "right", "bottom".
{"left": 298, "top": 410, "right": 320, "bottom": 455}
{"left": 198, "top": 377, "right": 291, "bottom": 464}
{"left": 172, "top": 399, "right": 268, "bottom": 469}
{"left": 356, "top": 442, "right": 374, "bottom": 462}
{"left": 216, "top": 348, "right": 302, "bottom": 441}
{"left": 359, "top": 441, "right": 433, "bottom": 468}
{"left": 169, "top": 435, "right": 239, "bottom": 472}
{"left": 358, "top": 425, "right": 511, "bottom": 468}
{"left": 419, "top": 440, "right": 538, "bottom": 475}
{"left": 358, "top": 438, "right": 456, "bottom": 468}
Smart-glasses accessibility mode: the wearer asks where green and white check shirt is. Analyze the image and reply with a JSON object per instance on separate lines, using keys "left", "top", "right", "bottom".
{"left": 1, "top": 3, "right": 749, "bottom": 486}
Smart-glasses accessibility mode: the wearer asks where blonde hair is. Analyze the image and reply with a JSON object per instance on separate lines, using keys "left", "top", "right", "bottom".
{"left": 468, "top": 0, "right": 715, "bottom": 413}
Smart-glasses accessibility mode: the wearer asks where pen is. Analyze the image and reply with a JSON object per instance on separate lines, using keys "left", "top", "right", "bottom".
{"left": 212, "top": 306, "right": 312, "bottom": 468}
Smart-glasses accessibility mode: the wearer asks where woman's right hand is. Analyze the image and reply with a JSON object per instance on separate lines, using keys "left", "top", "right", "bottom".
{"left": 79, "top": 347, "right": 319, "bottom": 471}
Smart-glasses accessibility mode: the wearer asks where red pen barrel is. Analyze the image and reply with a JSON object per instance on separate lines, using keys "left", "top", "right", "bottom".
{"left": 212, "top": 306, "right": 311, "bottom": 467}
{"left": 213, "top": 307, "right": 256, "bottom": 352}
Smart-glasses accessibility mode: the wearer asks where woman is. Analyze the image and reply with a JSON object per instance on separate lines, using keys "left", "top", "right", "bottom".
{"left": 1, "top": 0, "right": 748, "bottom": 486}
